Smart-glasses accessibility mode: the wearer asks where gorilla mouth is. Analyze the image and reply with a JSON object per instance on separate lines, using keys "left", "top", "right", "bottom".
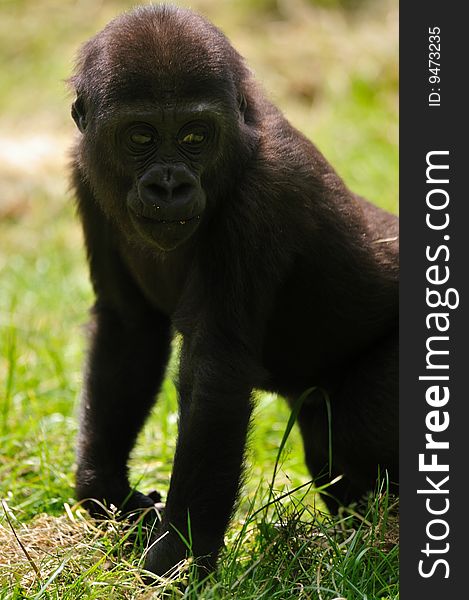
{"left": 130, "top": 211, "right": 203, "bottom": 251}
{"left": 139, "top": 214, "right": 201, "bottom": 226}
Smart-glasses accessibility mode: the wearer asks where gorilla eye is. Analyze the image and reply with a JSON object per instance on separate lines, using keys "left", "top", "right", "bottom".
{"left": 178, "top": 123, "right": 209, "bottom": 151}
{"left": 123, "top": 124, "right": 157, "bottom": 152}
{"left": 181, "top": 132, "right": 205, "bottom": 145}
{"left": 130, "top": 132, "right": 154, "bottom": 145}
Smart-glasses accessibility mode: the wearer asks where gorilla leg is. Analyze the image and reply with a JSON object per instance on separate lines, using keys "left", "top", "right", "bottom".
{"left": 144, "top": 338, "right": 253, "bottom": 575}
{"left": 292, "top": 331, "right": 398, "bottom": 513}
{"left": 76, "top": 306, "right": 171, "bottom": 516}
{"left": 291, "top": 389, "right": 362, "bottom": 513}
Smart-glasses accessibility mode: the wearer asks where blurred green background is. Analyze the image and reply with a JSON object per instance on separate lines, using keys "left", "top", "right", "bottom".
{"left": 0, "top": 0, "right": 397, "bottom": 594}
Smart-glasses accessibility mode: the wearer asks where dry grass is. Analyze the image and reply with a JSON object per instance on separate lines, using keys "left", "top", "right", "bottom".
{"left": 0, "top": 501, "right": 191, "bottom": 598}
{"left": 1, "top": 504, "right": 92, "bottom": 589}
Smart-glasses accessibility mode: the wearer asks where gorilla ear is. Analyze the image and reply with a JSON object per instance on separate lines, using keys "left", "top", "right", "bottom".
{"left": 71, "top": 96, "right": 87, "bottom": 133}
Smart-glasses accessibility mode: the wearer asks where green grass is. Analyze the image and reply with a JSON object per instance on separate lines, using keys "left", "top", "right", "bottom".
{"left": 0, "top": 0, "right": 398, "bottom": 597}
{"left": 1, "top": 486, "right": 398, "bottom": 599}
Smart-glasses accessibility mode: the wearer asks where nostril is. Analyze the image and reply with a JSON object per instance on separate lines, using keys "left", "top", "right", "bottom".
{"left": 173, "top": 183, "right": 193, "bottom": 201}
{"left": 145, "top": 183, "right": 170, "bottom": 203}
{"left": 139, "top": 177, "right": 195, "bottom": 208}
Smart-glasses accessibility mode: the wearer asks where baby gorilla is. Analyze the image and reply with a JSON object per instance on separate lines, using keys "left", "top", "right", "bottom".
{"left": 70, "top": 4, "right": 398, "bottom": 576}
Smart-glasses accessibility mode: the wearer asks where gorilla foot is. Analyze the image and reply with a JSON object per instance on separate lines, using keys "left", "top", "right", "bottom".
{"left": 77, "top": 482, "right": 164, "bottom": 524}
{"left": 143, "top": 531, "right": 217, "bottom": 580}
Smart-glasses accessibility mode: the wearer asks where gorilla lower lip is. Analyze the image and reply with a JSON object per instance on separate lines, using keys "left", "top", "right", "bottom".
{"left": 139, "top": 214, "right": 200, "bottom": 225}
{"left": 131, "top": 211, "right": 203, "bottom": 251}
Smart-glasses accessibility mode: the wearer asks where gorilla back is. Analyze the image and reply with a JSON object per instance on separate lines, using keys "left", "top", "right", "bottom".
{"left": 70, "top": 4, "right": 398, "bottom": 577}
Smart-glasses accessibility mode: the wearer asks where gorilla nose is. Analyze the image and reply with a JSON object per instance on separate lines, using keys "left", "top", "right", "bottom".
{"left": 138, "top": 165, "right": 197, "bottom": 210}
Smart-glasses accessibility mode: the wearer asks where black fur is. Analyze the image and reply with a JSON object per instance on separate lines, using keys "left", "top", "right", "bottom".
{"left": 70, "top": 5, "right": 398, "bottom": 576}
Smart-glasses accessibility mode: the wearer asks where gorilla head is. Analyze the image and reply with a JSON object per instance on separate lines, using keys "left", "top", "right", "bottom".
{"left": 71, "top": 6, "right": 258, "bottom": 251}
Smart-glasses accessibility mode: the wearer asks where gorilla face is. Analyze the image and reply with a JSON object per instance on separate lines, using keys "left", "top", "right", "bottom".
{"left": 72, "top": 99, "right": 230, "bottom": 250}
{"left": 114, "top": 109, "right": 213, "bottom": 251}
{"left": 70, "top": 8, "right": 254, "bottom": 252}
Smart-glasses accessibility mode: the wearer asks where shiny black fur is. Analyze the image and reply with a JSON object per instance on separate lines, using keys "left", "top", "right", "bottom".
{"left": 70, "top": 5, "right": 398, "bottom": 576}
